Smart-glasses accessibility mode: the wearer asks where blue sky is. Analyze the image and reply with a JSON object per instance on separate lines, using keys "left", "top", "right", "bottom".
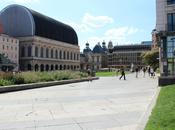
{"left": 0, "top": 0, "right": 156, "bottom": 51}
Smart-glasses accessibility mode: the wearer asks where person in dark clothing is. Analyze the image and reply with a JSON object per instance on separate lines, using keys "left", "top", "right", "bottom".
{"left": 143, "top": 67, "right": 146, "bottom": 77}
{"left": 135, "top": 67, "right": 139, "bottom": 78}
{"left": 119, "top": 68, "right": 126, "bottom": 80}
{"left": 148, "top": 67, "right": 151, "bottom": 77}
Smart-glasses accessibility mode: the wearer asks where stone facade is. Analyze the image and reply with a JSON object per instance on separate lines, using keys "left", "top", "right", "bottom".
{"left": 18, "top": 36, "right": 80, "bottom": 71}
{"left": 81, "top": 41, "right": 151, "bottom": 71}
{"left": 80, "top": 42, "right": 108, "bottom": 71}
{"left": 108, "top": 44, "right": 151, "bottom": 69}
{"left": 0, "top": 34, "right": 19, "bottom": 71}
{"left": 156, "top": 0, "right": 175, "bottom": 77}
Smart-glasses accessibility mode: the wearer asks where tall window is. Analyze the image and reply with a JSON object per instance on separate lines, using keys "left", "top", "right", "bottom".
{"left": 41, "top": 47, "right": 44, "bottom": 57}
{"left": 51, "top": 49, "right": 53, "bottom": 58}
{"left": 60, "top": 50, "right": 62, "bottom": 59}
{"left": 28, "top": 46, "right": 32, "bottom": 57}
{"left": 55, "top": 50, "right": 58, "bottom": 59}
{"left": 63, "top": 51, "right": 66, "bottom": 59}
{"left": 46, "top": 48, "right": 49, "bottom": 58}
{"left": 67, "top": 52, "right": 69, "bottom": 60}
{"left": 35, "top": 46, "right": 38, "bottom": 57}
{"left": 167, "top": 0, "right": 175, "bottom": 4}
{"left": 70, "top": 52, "right": 72, "bottom": 60}
{"left": 21, "top": 46, "right": 25, "bottom": 57}
{"left": 167, "top": 13, "right": 175, "bottom": 31}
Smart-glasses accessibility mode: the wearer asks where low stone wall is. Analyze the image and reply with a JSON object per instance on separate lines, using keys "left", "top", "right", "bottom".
{"left": 0, "top": 77, "right": 99, "bottom": 93}
{"left": 159, "top": 76, "right": 175, "bottom": 86}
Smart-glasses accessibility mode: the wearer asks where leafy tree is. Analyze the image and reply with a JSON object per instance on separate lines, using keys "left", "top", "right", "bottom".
{"left": 141, "top": 49, "right": 159, "bottom": 70}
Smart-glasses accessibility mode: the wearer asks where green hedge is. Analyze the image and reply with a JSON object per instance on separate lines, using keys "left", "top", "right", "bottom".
{"left": 0, "top": 71, "right": 88, "bottom": 86}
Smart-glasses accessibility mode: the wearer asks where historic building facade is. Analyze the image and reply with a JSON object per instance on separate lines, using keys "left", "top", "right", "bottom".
{"left": 80, "top": 41, "right": 108, "bottom": 71}
{"left": 0, "top": 5, "right": 80, "bottom": 71}
{"left": 81, "top": 41, "right": 151, "bottom": 71}
{"left": 108, "top": 44, "right": 151, "bottom": 69}
{"left": 0, "top": 34, "right": 19, "bottom": 71}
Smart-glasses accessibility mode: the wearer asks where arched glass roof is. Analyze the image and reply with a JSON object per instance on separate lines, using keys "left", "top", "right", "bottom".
{"left": 0, "top": 4, "right": 78, "bottom": 45}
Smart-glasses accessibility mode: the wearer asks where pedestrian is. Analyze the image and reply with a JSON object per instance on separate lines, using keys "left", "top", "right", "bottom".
{"left": 148, "top": 67, "right": 151, "bottom": 77}
{"left": 143, "top": 67, "right": 146, "bottom": 77}
{"left": 135, "top": 67, "right": 139, "bottom": 78}
{"left": 150, "top": 67, "right": 154, "bottom": 78}
{"left": 119, "top": 68, "right": 126, "bottom": 80}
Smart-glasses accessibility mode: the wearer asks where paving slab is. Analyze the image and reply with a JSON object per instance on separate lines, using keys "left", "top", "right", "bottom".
{"left": 0, "top": 73, "right": 158, "bottom": 130}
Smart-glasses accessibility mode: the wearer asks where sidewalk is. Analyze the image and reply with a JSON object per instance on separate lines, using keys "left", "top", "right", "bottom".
{"left": 0, "top": 73, "right": 158, "bottom": 130}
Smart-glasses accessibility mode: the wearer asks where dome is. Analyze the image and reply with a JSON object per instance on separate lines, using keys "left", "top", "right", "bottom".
{"left": 83, "top": 42, "right": 92, "bottom": 53}
{"left": 0, "top": 4, "right": 78, "bottom": 45}
{"left": 102, "top": 41, "right": 108, "bottom": 52}
{"left": 93, "top": 43, "right": 104, "bottom": 54}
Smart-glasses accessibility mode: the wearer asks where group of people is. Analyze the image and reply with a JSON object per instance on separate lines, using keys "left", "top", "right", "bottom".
{"left": 118, "top": 66, "right": 156, "bottom": 80}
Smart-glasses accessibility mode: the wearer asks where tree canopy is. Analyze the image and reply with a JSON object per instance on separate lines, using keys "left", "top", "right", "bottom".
{"left": 141, "top": 49, "right": 159, "bottom": 70}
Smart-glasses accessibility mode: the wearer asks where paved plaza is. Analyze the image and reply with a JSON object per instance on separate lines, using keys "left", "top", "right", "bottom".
{"left": 0, "top": 73, "right": 158, "bottom": 130}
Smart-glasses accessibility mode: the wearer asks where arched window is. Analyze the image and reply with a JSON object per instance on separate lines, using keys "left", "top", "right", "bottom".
{"left": 64, "top": 65, "right": 66, "bottom": 70}
{"left": 28, "top": 46, "right": 32, "bottom": 57}
{"left": 51, "top": 65, "right": 54, "bottom": 71}
{"left": 60, "top": 65, "right": 62, "bottom": 70}
{"left": 46, "top": 48, "right": 49, "bottom": 58}
{"left": 21, "top": 46, "right": 25, "bottom": 57}
{"left": 27, "top": 64, "right": 32, "bottom": 71}
{"left": 41, "top": 47, "right": 44, "bottom": 58}
{"left": 35, "top": 64, "right": 39, "bottom": 71}
{"left": 55, "top": 50, "right": 58, "bottom": 59}
{"left": 55, "top": 65, "right": 58, "bottom": 70}
{"left": 46, "top": 64, "right": 49, "bottom": 71}
{"left": 40, "top": 64, "right": 44, "bottom": 71}
{"left": 35, "top": 46, "right": 38, "bottom": 57}
{"left": 51, "top": 49, "right": 53, "bottom": 58}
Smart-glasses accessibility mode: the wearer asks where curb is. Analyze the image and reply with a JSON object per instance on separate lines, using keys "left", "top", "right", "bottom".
{"left": 0, "top": 77, "right": 99, "bottom": 93}
{"left": 136, "top": 87, "right": 161, "bottom": 130}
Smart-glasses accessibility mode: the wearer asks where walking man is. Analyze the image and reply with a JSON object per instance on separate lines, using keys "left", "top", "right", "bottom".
{"left": 119, "top": 68, "right": 126, "bottom": 80}
{"left": 135, "top": 67, "right": 139, "bottom": 78}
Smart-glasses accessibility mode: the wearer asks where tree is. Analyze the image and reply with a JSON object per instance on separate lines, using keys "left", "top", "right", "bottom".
{"left": 141, "top": 49, "right": 159, "bottom": 70}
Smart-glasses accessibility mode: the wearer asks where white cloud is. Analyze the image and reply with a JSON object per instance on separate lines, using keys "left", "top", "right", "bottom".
{"left": 68, "top": 13, "right": 114, "bottom": 32}
{"left": 7, "top": 0, "right": 39, "bottom": 4}
{"left": 82, "top": 13, "right": 114, "bottom": 28}
{"left": 105, "top": 26, "right": 139, "bottom": 38}
{"left": 85, "top": 26, "right": 140, "bottom": 47}
{"left": 68, "top": 22, "right": 92, "bottom": 33}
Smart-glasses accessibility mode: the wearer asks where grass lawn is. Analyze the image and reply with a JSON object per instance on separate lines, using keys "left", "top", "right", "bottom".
{"left": 95, "top": 71, "right": 117, "bottom": 77}
{"left": 145, "top": 84, "right": 175, "bottom": 130}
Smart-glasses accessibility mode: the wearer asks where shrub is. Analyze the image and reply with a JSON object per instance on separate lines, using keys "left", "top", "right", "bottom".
{"left": 12, "top": 74, "right": 25, "bottom": 84}
{"left": 0, "top": 71, "right": 88, "bottom": 86}
{"left": 0, "top": 79, "right": 13, "bottom": 86}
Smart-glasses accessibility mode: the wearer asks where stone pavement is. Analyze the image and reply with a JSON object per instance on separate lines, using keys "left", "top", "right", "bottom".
{"left": 0, "top": 73, "right": 158, "bottom": 130}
